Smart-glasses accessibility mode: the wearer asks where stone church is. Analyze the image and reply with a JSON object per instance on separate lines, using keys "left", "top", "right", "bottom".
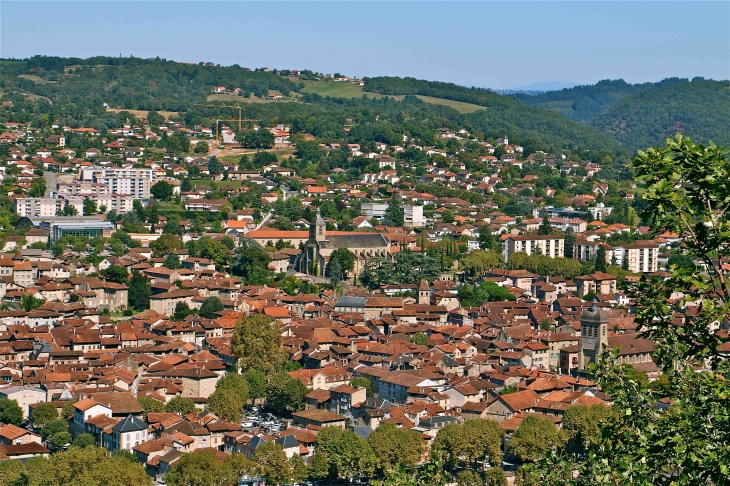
{"left": 296, "top": 209, "right": 390, "bottom": 277}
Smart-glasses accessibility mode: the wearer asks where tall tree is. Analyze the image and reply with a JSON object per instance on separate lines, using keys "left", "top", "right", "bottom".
{"left": 508, "top": 415, "right": 566, "bottom": 463}
{"left": 538, "top": 209, "right": 552, "bottom": 235}
{"left": 328, "top": 431, "right": 378, "bottom": 481}
{"left": 253, "top": 442, "right": 291, "bottom": 486}
{"left": 83, "top": 197, "right": 98, "bottom": 215}
{"left": 384, "top": 194, "right": 405, "bottom": 227}
{"left": 151, "top": 180, "right": 174, "bottom": 201}
{"left": 265, "top": 371, "right": 307, "bottom": 415}
{"left": 367, "top": 422, "right": 424, "bottom": 473}
{"left": 594, "top": 244, "right": 607, "bottom": 272}
{"left": 231, "top": 315, "right": 285, "bottom": 374}
{"left": 128, "top": 269, "right": 150, "bottom": 311}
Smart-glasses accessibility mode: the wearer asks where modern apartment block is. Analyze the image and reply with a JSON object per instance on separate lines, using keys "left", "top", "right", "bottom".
{"left": 79, "top": 166, "right": 154, "bottom": 200}
{"left": 15, "top": 196, "right": 84, "bottom": 218}
{"left": 360, "top": 202, "right": 426, "bottom": 227}
{"left": 615, "top": 241, "right": 659, "bottom": 273}
{"left": 503, "top": 234, "right": 565, "bottom": 261}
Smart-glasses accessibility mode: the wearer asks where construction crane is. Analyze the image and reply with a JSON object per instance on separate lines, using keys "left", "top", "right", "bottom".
{"left": 194, "top": 103, "right": 258, "bottom": 132}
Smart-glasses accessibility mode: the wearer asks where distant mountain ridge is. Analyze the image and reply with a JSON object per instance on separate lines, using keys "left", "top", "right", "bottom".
{"left": 508, "top": 81, "right": 578, "bottom": 92}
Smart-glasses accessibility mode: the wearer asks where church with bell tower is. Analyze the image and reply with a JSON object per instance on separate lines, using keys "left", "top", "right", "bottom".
{"left": 295, "top": 209, "right": 391, "bottom": 277}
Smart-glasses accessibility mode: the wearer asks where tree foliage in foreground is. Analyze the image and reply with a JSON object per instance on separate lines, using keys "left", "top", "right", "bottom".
{"left": 522, "top": 136, "right": 730, "bottom": 485}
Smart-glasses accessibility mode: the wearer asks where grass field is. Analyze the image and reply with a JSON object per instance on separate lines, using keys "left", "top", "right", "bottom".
{"left": 106, "top": 108, "right": 178, "bottom": 120}
{"left": 300, "top": 80, "right": 485, "bottom": 113}
{"left": 17, "top": 74, "right": 48, "bottom": 84}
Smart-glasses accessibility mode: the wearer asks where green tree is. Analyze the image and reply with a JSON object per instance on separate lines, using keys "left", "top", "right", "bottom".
{"left": 151, "top": 181, "right": 173, "bottom": 202}
{"left": 367, "top": 422, "right": 424, "bottom": 473}
{"left": 21, "top": 294, "right": 44, "bottom": 312}
{"left": 163, "top": 253, "right": 181, "bottom": 269}
{"left": 329, "top": 430, "right": 378, "bottom": 481}
{"left": 507, "top": 415, "right": 566, "bottom": 463}
{"left": 100, "top": 264, "right": 129, "bottom": 284}
{"left": 180, "top": 178, "right": 192, "bottom": 192}
{"left": 484, "top": 468, "right": 509, "bottom": 486}
{"left": 460, "top": 419, "right": 504, "bottom": 469}
{"left": 244, "top": 369, "right": 267, "bottom": 402}
{"left": 41, "top": 418, "right": 68, "bottom": 440}
{"left": 325, "top": 258, "right": 342, "bottom": 285}
{"left": 207, "top": 156, "right": 223, "bottom": 176}
{"left": 200, "top": 238, "right": 231, "bottom": 270}
{"left": 384, "top": 194, "right": 405, "bottom": 227}
{"left": 207, "top": 388, "right": 243, "bottom": 423}
{"left": 349, "top": 377, "right": 373, "bottom": 397}
{"left": 432, "top": 423, "right": 463, "bottom": 469}
{"left": 231, "top": 315, "right": 285, "bottom": 374}
{"left": 150, "top": 233, "right": 181, "bottom": 256}
{"left": 562, "top": 404, "right": 612, "bottom": 454}
{"left": 199, "top": 296, "right": 224, "bottom": 318}
{"left": 410, "top": 332, "right": 428, "bottom": 346}
{"left": 73, "top": 433, "right": 96, "bottom": 448}
{"left": 194, "top": 141, "right": 209, "bottom": 154}
{"left": 166, "top": 450, "right": 229, "bottom": 486}
{"left": 137, "top": 396, "right": 165, "bottom": 421}
{"left": 441, "top": 208, "right": 455, "bottom": 223}
{"left": 595, "top": 244, "right": 607, "bottom": 272}
{"left": 83, "top": 197, "right": 98, "bottom": 216}
{"left": 253, "top": 442, "right": 291, "bottom": 486}
{"left": 31, "top": 403, "right": 58, "bottom": 428}
{"left": 147, "top": 110, "right": 165, "bottom": 127}
{"left": 164, "top": 396, "right": 196, "bottom": 416}
{"left": 538, "top": 209, "right": 552, "bottom": 235}
{"left": 128, "top": 269, "right": 150, "bottom": 311}
{"left": 456, "top": 470, "right": 482, "bottom": 486}
{"left": 0, "top": 398, "right": 23, "bottom": 426}
{"left": 564, "top": 228, "right": 577, "bottom": 259}
{"left": 231, "top": 246, "right": 273, "bottom": 284}
{"left": 329, "top": 247, "right": 356, "bottom": 274}
{"left": 290, "top": 453, "right": 308, "bottom": 482}
{"left": 29, "top": 177, "right": 47, "bottom": 198}
{"left": 265, "top": 371, "right": 307, "bottom": 415}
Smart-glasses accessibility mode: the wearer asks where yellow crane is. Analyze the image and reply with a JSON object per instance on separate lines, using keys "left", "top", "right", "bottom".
{"left": 194, "top": 103, "right": 258, "bottom": 145}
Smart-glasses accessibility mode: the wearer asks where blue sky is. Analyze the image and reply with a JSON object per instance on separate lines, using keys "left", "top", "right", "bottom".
{"left": 1, "top": 1, "right": 728, "bottom": 89}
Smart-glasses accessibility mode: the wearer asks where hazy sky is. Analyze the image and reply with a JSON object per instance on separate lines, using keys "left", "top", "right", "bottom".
{"left": 1, "top": 1, "right": 728, "bottom": 89}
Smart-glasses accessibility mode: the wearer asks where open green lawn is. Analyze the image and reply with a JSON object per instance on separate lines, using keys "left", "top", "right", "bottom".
{"left": 300, "top": 80, "right": 485, "bottom": 113}
{"left": 220, "top": 149, "right": 296, "bottom": 166}
{"left": 17, "top": 74, "right": 47, "bottom": 84}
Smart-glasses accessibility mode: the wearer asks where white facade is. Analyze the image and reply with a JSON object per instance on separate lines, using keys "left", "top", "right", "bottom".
{"left": 79, "top": 167, "right": 153, "bottom": 200}
{"left": 615, "top": 243, "right": 659, "bottom": 273}
{"left": 360, "top": 203, "right": 426, "bottom": 227}
{"left": 503, "top": 235, "right": 565, "bottom": 261}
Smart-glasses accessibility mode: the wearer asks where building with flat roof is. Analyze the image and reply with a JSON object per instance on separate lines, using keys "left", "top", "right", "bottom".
{"left": 16, "top": 216, "right": 115, "bottom": 241}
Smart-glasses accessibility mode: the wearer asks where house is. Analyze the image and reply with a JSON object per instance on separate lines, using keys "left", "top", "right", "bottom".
{"left": 0, "top": 386, "right": 46, "bottom": 420}
{"left": 484, "top": 389, "right": 540, "bottom": 423}
{"left": 291, "top": 409, "right": 347, "bottom": 429}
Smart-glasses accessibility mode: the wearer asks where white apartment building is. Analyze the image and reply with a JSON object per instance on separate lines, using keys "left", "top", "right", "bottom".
{"left": 360, "top": 202, "right": 426, "bottom": 227}
{"left": 615, "top": 241, "right": 659, "bottom": 273}
{"left": 503, "top": 235, "right": 565, "bottom": 261}
{"left": 57, "top": 182, "right": 109, "bottom": 196}
{"left": 79, "top": 166, "right": 153, "bottom": 200}
{"left": 15, "top": 196, "right": 84, "bottom": 218}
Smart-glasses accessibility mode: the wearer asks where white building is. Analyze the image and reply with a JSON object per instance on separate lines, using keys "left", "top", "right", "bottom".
{"left": 360, "top": 203, "right": 426, "bottom": 227}
{"left": 503, "top": 235, "right": 565, "bottom": 261}
{"left": 79, "top": 166, "right": 153, "bottom": 200}
{"left": 615, "top": 241, "right": 659, "bottom": 273}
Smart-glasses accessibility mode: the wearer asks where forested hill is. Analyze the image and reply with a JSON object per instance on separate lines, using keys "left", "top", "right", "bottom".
{"left": 510, "top": 77, "right": 730, "bottom": 150}
{"left": 0, "top": 55, "right": 300, "bottom": 112}
{"left": 509, "top": 78, "right": 684, "bottom": 122}
{"left": 363, "top": 76, "right": 626, "bottom": 154}
{"left": 588, "top": 79, "right": 730, "bottom": 151}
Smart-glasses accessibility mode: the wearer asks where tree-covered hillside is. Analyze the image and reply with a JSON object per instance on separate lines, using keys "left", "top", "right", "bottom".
{"left": 589, "top": 78, "right": 730, "bottom": 151}
{"left": 510, "top": 78, "right": 687, "bottom": 122}
{"left": 363, "top": 76, "right": 626, "bottom": 154}
{"left": 1, "top": 55, "right": 301, "bottom": 112}
{"left": 511, "top": 77, "right": 730, "bottom": 151}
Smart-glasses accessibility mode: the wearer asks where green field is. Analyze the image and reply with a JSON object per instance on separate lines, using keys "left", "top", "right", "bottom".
{"left": 17, "top": 74, "right": 47, "bottom": 84}
{"left": 207, "top": 93, "right": 295, "bottom": 104}
{"left": 300, "top": 80, "right": 485, "bottom": 113}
